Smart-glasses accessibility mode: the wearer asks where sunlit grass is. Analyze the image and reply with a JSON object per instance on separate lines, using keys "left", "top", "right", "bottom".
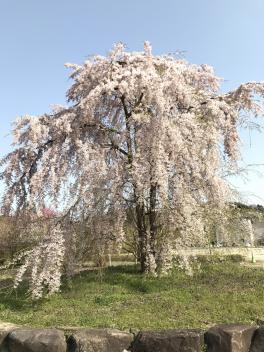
{"left": 0, "top": 260, "right": 264, "bottom": 330}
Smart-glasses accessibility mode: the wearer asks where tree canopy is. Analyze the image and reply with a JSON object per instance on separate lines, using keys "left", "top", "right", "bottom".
{"left": 1, "top": 42, "right": 264, "bottom": 297}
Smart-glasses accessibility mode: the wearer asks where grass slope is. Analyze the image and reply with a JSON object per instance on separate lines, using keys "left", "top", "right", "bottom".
{"left": 0, "top": 261, "right": 264, "bottom": 330}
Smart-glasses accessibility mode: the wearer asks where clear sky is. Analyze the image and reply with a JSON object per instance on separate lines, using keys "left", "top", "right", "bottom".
{"left": 0, "top": 0, "right": 264, "bottom": 204}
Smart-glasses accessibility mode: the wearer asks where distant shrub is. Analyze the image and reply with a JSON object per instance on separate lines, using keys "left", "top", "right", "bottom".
{"left": 226, "top": 254, "right": 244, "bottom": 262}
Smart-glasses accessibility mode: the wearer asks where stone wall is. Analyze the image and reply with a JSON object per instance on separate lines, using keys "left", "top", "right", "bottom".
{"left": 1, "top": 324, "right": 264, "bottom": 352}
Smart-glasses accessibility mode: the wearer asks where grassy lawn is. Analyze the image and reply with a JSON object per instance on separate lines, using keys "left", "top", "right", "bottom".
{"left": 0, "top": 261, "right": 264, "bottom": 330}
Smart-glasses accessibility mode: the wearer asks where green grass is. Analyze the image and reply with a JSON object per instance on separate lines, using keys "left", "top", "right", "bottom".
{"left": 0, "top": 261, "right": 264, "bottom": 330}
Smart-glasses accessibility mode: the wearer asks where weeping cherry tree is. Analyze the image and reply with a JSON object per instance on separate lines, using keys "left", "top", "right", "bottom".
{"left": 1, "top": 42, "right": 264, "bottom": 297}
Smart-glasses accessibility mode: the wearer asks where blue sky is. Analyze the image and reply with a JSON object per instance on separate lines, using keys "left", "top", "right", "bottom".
{"left": 0, "top": 0, "right": 264, "bottom": 204}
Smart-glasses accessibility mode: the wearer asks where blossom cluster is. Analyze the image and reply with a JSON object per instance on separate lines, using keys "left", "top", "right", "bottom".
{"left": 14, "top": 224, "right": 65, "bottom": 299}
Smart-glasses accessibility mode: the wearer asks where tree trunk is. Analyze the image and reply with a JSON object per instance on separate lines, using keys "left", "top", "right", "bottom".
{"left": 135, "top": 185, "right": 158, "bottom": 274}
{"left": 135, "top": 202, "right": 148, "bottom": 273}
{"left": 149, "top": 184, "right": 158, "bottom": 260}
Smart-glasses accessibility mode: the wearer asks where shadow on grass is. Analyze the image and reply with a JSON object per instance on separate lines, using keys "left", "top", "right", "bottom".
{"left": 73, "top": 261, "right": 264, "bottom": 294}
{"left": 0, "top": 283, "right": 43, "bottom": 312}
{"left": 0, "top": 261, "right": 261, "bottom": 314}
{"left": 0, "top": 265, "right": 145, "bottom": 313}
{"left": 70, "top": 264, "right": 188, "bottom": 294}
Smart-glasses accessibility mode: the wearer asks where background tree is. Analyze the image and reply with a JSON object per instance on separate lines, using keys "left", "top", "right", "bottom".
{"left": 1, "top": 42, "right": 264, "bottom": 296}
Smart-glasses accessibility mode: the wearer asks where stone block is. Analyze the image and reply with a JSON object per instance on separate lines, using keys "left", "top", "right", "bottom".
{"left": 7, "top": 328, "right": 67, "bottom": 352}
{"left": 130, "top": 329, "right": 204, "bottom": 352}
{"left": 250, "top": 327, "right": 264, "bottom": 352}
{"left": 205, "top": 324, "right": 256, "bottom": 352}
{"left": 67, "top": 328, "right": 133, "bottom": 352}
